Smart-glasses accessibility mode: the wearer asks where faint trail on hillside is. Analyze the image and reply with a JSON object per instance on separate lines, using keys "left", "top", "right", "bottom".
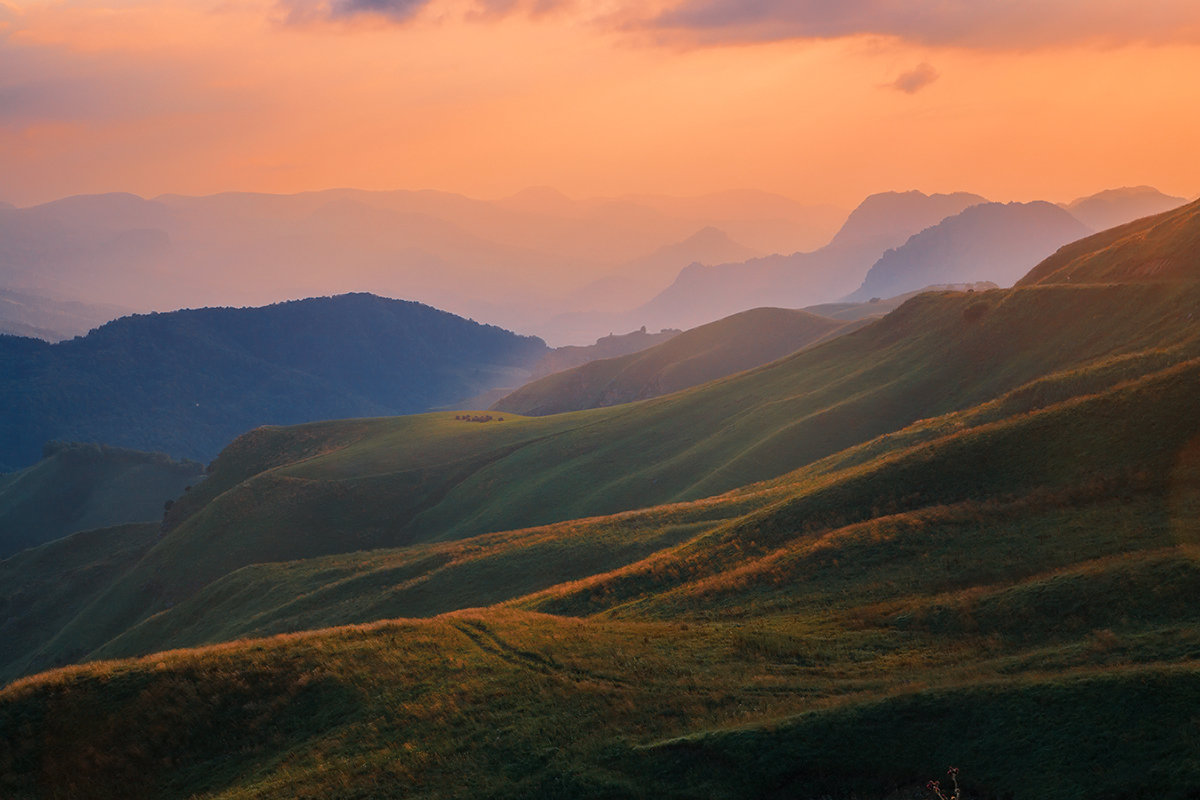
{"left": 450, "top": 619, "right": 633, "bottom": 688}
{"left": 449, "top": 619, "right": 871, "bottom": 701}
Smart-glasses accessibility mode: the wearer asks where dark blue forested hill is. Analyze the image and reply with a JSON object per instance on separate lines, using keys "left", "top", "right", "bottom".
{"left": 0, "top": 293, "right": 548, "bottom": 470}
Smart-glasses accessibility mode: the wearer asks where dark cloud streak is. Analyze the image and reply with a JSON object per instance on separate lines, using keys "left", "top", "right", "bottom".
{"left": 278, "top": 0, "right": 568, "bottom": 25}
{"left": 650, "top": 0, "right": 1200, "bottom": 48}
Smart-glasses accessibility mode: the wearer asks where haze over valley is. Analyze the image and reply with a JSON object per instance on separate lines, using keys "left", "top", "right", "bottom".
{"left": 3, "top": 1, "right": 1200, "bottom": 798}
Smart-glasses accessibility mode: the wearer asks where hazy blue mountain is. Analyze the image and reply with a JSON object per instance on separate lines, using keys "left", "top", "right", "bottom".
{"left": 0, "top": 288, "right": 129, "bottom": 341}
{"left": 846, "top": 201, "right": 1092, "bottom": 302}
{"left": 0, "top": 293, "right": 547, "bottom": 470}
{"left": 549, "top": 191, "right": 987, "bottom": 338}
{"left": 1064, "top": 186, "right": 1187, "bottom": 232}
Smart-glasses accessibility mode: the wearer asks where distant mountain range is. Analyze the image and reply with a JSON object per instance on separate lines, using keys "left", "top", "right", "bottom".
{"left": 3, "top": 185, "right": 1188, "bottom": 349}
{"left": 0, "top": 293, "right": 547, "bottom": 470}
{"left": 845, "top": 201, "right": 1092, "bottom": 302}
{"left": 554, "top": 186, "right": 1197, "bottom": 342}
{"left": 1063, "top": 186, "right": 1187, "bottom": 231}
{"left": 0, "top": 188, "right": 846, "bottom": 341}
{"left": 543, "top": 190, "right": 987, "bottom": 340}
{"left": 0, "top": 288, "right": 130, "bottom": 341}
{"left": 0, "top": 441, "right": 203, "bottom": 557}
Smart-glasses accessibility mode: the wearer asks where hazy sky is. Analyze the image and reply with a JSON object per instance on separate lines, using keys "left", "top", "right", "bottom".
{"left": 3, "top": 0, "right": 1200, "bottom": 207}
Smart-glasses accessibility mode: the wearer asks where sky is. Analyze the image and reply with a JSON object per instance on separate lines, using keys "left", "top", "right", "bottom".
{"left": 3, "top": 0, "right": 1200, "bottom": 208}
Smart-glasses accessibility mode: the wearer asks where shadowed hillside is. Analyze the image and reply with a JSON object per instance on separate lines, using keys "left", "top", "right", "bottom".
{"left": 0, "top": 442, "right": 203, "bottom": 557}
{"left": 494, "top": 307, "right": 850, "bottom": 416}
{"left": 0, "top": 293, "right": 547, "bottom": 470}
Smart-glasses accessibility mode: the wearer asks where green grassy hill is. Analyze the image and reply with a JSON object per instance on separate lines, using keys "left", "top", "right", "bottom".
{"left": 0, "top": 442, "right": 203, "bottom": 557}
{"left": 1019, "top": 196, "right": 1200, "bottom": 286}
{"left": 9, "top": 276, "right": 1200, "bottom": 683}
{"left": 493, "top": 307, "right": 850, "bottom": 416}
{"left": 4, "top": 201, "right": 1200, "bottom": 797}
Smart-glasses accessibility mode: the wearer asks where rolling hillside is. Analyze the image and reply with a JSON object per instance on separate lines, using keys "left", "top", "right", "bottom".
{"left": 493, "top": 307, "right": 851, "bottom": 416}
{"left": 0, "top": 293, "right": 547, "bottom": 470}
{"left": 4, "top": 199, "right": 1200, "bottom": 798}
{"left": 0, "top": 442, "right": 203, "bottom": 557}
{"left": 3, "top": 344, "right": 1199, "bottom": 797}
{"left": 7, "top": 207, "right": 1200, "bottom": 682}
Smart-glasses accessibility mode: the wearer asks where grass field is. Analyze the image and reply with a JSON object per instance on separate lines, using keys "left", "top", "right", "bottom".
{"left": 3, "top": 200, "right": 1200, "bottom": 797}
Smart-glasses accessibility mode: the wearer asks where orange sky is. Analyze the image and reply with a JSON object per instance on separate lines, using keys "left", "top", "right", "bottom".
{"left": 2, "top": 0, "right": 1200, "bottom": 207}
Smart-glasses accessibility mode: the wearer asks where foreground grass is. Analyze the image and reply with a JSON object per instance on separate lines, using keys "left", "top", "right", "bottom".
{"left": 3, "top": 608, "right": 1198, "bottom": 799}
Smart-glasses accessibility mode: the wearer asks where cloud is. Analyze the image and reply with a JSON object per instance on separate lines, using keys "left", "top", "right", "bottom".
{"left": 278, "top": 0, "right": 568, "bottom": 24}
{"left": 888, "top": 62, "right": 938, "bottom": 94}
{"left": 649, "top": 0, "right": 1200, "bottom": 49}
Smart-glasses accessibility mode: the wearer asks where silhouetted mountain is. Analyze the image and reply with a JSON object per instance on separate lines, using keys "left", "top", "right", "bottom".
{"left": 846, "top": 202, "right": 1092, "bottom": 301}
{"left": 1064, "top": 186, "right": 1187, "bottom": 232}
{"left": 0, "top": 288, "right": 129, "bottom": 341}
{"left": 0, "top": 293, "right": 547, "bottom": 470}
{"left": 0, "top": 442, "right": 203, "bottom": 557}
{"left": 609, "top": 191, "right": 986, "bottom": 333}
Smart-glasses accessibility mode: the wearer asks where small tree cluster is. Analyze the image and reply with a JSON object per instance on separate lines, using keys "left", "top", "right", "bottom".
{"left": 454, "top": 414, "right": 504, "bottom": 423}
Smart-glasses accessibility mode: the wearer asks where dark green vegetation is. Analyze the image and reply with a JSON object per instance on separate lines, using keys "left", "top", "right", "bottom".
{"left": 0, "top": 293, "right": 547, "bottom": 470}
{"left": 0, "top": 441, "right": 203, "bottom": 557}
{"left": 4, "top": 199, "right": 1200, "bottom": 798}
{"left": 846, "top": 201, "right": 1091, "bottom": 301}
{"left": 494, "top": 307, "right": 851, "bottom": 415}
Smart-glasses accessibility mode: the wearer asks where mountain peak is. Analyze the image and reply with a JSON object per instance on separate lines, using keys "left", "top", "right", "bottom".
{"left": 1064, "top": 185, "right": 1188, "bottom": 231}
{"left": 846, "top": 200, "right": 1091, "bottom": 301}
{"left": 828, "top": 190, "right": 987, "bottom": 249}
